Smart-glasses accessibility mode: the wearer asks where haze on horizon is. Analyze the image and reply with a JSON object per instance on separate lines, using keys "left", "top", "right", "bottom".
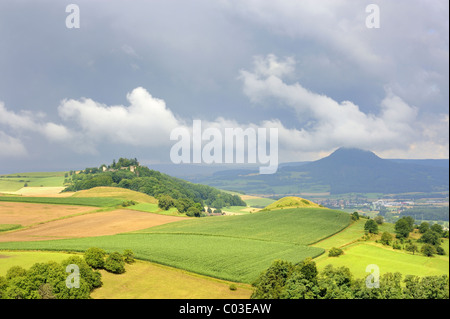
{"left": 0, "top": 0, "right": 448, "bottom": 174}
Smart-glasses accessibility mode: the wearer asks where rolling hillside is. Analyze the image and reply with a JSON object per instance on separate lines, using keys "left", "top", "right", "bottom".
{"left": 262, "top": 196, "right": 321, "bottom": 211}
{"left": 0, "top": 201, "right": 351, "bottom": 283}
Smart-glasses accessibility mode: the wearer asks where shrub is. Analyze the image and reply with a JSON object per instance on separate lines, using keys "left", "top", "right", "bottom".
{"left": 436, "top": 246, "right": 445, "bottom": 256}
{"left": 229, "top": 284, "right": 237, "bottom": 291}
{"left": 123, "top": 249, "right": 135, "bottom": 264}
{"left": 84, "top": 247, "right": 106, "bottom": 269}
{"left": 328, "top": 247, "right": 344, "bottom": 257}
{"left": 104, "top": 252, "right": 126, "bottom": 274}
{"left": 121, "top": 200, "right": 136, "bottom": 207}
{"left": 380, "top": 232, "right": 393, "bottom": 245}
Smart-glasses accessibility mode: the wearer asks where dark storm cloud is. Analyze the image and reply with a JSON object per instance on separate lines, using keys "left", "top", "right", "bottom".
{"left": 0, "top": 0, "right": 448, "bottom": 173}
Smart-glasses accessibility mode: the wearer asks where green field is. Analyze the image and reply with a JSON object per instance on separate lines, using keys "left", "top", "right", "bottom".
{"left": 313, "top": 217, "right": 450, "bottom": 279}
{"left": 315, "top": 242, "right": 449, "bottom": 279}
{"left": 137, "top": 207, "right": 351, "bottom": 246}
{"left": 0, "top": 172, "right": 67, "bottom": 192}
{"left": 0, "top": 233, "right": 323, "bottom": 283}
{"left": 0, "top": 207, "right": 350, "bottom": 283}
{"left": 243, "top": 197, "right": 276, "bottom": 208}
{"left": 0, "top": 251, "right": 81, "bottom": 276}
{"left": 0, "top": 196, "right": 124, "bottom": 207}
{"left": 125, "top": 203, "right": 181, "bottom": 216}
{"left": 313, "top": 219, "right": 365, "bottom": 250}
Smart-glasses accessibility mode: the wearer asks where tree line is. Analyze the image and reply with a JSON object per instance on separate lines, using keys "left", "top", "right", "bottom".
{"left": 251, "top": 258, "right": 449, "bottom": 299}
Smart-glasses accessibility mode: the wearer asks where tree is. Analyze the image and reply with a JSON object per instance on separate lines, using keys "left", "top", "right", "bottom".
{"left": 374, "top": 216, "right": 384, "bottom": 225}
{"left": 395, "top": 218, "right": 412, "bottom": 239}
{"left": 104, "top": 252, "right": 125, "bottom": 274}
{"left": 251, "top": 260, "right": 294, "bottom": 299}
{"left": 157, "top": 195, "right": 175, "bottom": 210}
{"left": 380, "top": 232, "right": 393, "bottom": 245}
{"left": 351, "top": 212, "right": 360, "bottom": 221}
{"left": 297, "top": 257, "right": 318, "bottom": 282}
{"left": 419, "top": 230, "right": 441, "bottom": 246}
{"left": 405, "top": 243, "right": 418, "bottom": 255}
{"left": 421, "top": 244, "right": 436, "bottom": 257}
{"left": 364, "top": 219, "right": 378, "bottom": 234}
{"left": 6, "top": 266, "right": 27, "bottom": 280}
{"left": 419, "top": 222, "right": 430, "bottom": 234}
{"left": 84, "top": 247, "right": 106, "bottom": 269}
{"left": 430, "top": 224, "right": 443, "bottom": 237}
{"left": 186, "top": 206, "right": 202, "bottom": 217}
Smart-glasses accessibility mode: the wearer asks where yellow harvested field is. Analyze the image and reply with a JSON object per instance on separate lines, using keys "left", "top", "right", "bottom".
{"left": 4, "top": 187, "right": 71, "bottom": 197}
{"left": 71, "top": 187, "right": 157, "bottom": 203}
{"left": 0, "top": 209, "right": 187, "bottom": 242}
{"left": 239, "top": 195, "right": 261, "bottom": 201}
{"left": 0, "top": 202, "right": 97, "bottom": 226}
{"left": 91, "top": 260, "right": 253, "bottom": 299}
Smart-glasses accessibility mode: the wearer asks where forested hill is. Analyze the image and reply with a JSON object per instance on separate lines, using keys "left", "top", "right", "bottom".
{"left": 63, "top": 158, "right": 245, "bottom": 209}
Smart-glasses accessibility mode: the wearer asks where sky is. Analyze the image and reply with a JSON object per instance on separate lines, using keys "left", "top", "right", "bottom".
{"left": 0, "top": 0, "right": 448, "bottom": 174}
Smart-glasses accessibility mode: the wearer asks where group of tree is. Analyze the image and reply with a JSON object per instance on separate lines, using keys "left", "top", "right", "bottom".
{"left": 0, "top": 247, "right": 135, "bottom": 299}
{"left": 64, "top": 158, "right": 246, "bottom": 214}
{"left": 416, "top": 222, "right": 447, "bottom": 257}
{"left": 0, "top": 256, "right": 102, "bottom": 299}
{"left": 375, "top": 216, "right": 447, "bottom": 257}
{"left": 251, "top": 258, "right": 449, "bottom": 299}
{"left": 84, "top": 247, "right": 134, "bottom": 274}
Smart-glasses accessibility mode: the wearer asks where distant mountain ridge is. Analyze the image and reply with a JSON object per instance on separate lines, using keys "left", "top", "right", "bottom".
{"left": 287, "top": 148, "right": 448, "bottom": 194}
{"left": 178, "top": 148, "right": 449, "bottom": 195}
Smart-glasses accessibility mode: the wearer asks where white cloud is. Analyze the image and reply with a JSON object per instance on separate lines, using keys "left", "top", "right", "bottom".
{"left": 0, "top": 102, "right": 35, "bottom": 130}
{"left": 239, "top": 54, "right": 447, "bottom": 158}
{"left": 42, "top": 122, "right": 72, "bottom": 142}
{"left": 0, "top": 130, "right": 27, "bottom": 158}
{"left": 58, "top": 87, "right": 183, "bottom": 147}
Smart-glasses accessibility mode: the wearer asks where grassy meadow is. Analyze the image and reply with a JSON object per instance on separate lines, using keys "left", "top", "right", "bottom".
{"left": 90, "top": 260, "right": 253, "bottom": 299}
{"left": 315, "top": 242, "right": 449, "bottom": 278}
{"left": 0, "top": 172, "right": 67, "bottom": 193}
{"left": 0, "top": 251, "right": 81, "bottom": 276}
{"left": 313, "top": 218, "right": 449, "bottom": 280}
{"left": 0, "top": 196, "right": 124, "bottom": 207}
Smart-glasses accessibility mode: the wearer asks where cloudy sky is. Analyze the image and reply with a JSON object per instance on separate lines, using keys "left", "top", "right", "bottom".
{"left": 0, "top": 0, "right": 448, "bottom": 174}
